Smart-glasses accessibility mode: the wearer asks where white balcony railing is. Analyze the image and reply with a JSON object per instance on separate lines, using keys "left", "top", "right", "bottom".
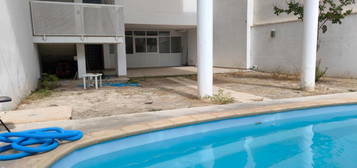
{"left": 30, "top": 1, "right": 124, "bottom": 37}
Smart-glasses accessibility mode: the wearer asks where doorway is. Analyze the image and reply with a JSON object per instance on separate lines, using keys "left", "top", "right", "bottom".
{"left": 85, "top": 44, "right": 104, "bottom": 71}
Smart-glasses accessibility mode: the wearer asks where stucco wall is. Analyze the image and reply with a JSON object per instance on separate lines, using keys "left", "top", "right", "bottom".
{"left": 318, "top": 15, "right": 357, "bottom": 77}
{"left": 122, "top": 0, "right": 197, "bottom": 26}
{"left": 0, "top": 0, "right": 40, "bottom": 110}
{"left": 213, "top": 0, "right": 247, "bottom": 68}
{"left": 251, "top": 0, "right": 357, "bottom": 77}
{"left": 254, "top": 0, "right": 301, "bottom": 24}
{"left": 251, "top": 21, "right": 303, "bottom": 74}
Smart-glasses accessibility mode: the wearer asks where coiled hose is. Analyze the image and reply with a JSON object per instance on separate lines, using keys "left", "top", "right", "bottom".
{"left": 0, "top": 127, "right": 83, "bottom": 160}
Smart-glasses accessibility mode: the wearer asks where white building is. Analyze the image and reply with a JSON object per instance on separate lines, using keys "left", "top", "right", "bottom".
{"left": 1, "top": 0, "right": 357, "bottom": 110}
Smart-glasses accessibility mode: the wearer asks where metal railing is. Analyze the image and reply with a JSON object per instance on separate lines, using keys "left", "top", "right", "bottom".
{"left": 30, "top": 1, "right": 124, "bottom": 37}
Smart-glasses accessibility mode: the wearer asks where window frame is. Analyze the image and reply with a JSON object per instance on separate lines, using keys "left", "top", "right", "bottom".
{"left": 134, "top": 37, "right": 147, "bottom": 53}
{"left": 146, "top": 37, "right": 159, "bottom": 53}
{"left": 125, "top": 30, "right": 183, "bottom": 55}
{"left": 170, "top": 36, "right": 182, "bottom": 53}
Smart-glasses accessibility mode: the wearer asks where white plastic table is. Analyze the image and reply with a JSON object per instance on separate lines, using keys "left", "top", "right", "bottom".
{"left": 82, "top": 73, "right": 103, "bottom": 89}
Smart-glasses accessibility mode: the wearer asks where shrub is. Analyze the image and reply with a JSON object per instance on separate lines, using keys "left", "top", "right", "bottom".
{"left": 210, "top": 89, "right": 235, "bottom": 105}
{"left": 40, "top": 73, "right": 59, "bottom": 90}
{"left": 315, "top": 60, "right": 328, "bottom": 82}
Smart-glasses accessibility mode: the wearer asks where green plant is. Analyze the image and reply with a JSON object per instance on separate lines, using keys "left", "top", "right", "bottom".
{"left": 315, "top": 60, "right": 328, "bottom": 82}
{"left": 209, "top": 89, "right": 235, "bottom": 105}
{"left": 40, "top": 73, "right": 59, "bottom": 90}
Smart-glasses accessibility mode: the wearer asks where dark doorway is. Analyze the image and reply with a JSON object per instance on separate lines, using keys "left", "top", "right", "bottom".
{"left": 83, "top": 0, "right": 102, "bottom": 3}
{"left": 85, "top": 44, "right": 104, "bottom": 71}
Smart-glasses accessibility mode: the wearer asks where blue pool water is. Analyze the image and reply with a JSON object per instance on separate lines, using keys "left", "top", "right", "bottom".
{"left": 52, "top": 104, "right": 357, "bottom": 168}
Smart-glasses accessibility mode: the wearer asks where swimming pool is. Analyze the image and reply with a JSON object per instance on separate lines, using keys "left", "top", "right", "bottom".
{"left": 52, "top": 104, "right": 357, "bottom": 168}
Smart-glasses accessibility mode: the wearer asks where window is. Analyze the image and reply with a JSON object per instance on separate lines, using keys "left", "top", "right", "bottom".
{"left": 126, "top": 30, "right": 183, "bottom": 54}
{"left": 159, "top": 31, "right": 170, "bottom": 36}
{"left": 171, "top": 37, "right": 182, "bottom": 53}
{"left": 110, "top": 44, "right": 116, "bottom": 54}
{"left": 147, "top": 31, "right": 158, "bottom": 36}
{"left": 125, "top": 31, "right": 133, "bottom": 36}
{"left": 135, "top": 38, "right": 146, "bottom": 53}
{"left": 159, "top": 37, "right": 170, "bottom": 53}
{"left": 134, "top": 31, "right": 146, "bottom": 36}
{"left": 147, "top": 38, "right": 158, "bottom": 52}
{"left": 125, "top": 37, "right": 133, "bottom": 54}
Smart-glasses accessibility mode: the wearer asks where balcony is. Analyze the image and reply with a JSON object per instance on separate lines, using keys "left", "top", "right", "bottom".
{"left": 30, "top": 1, "right": 124, "bottom": 44}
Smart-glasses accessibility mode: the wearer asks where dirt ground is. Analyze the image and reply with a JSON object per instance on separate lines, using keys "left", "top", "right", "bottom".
{"left": 17, "top": 71, "right": 357, "bottom": 119}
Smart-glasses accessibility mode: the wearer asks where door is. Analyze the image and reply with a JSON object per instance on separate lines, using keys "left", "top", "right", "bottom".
{"left": 85, "top": 44, "right": 104, "bottom": 71}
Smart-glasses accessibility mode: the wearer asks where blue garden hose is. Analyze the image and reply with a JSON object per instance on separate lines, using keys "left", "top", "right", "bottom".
{"left": 0, "top": 127, "right": 83, "bottom": 160}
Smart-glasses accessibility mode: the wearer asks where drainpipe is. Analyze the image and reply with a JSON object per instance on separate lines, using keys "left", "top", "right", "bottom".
{"left": 301, "top": 0, "right": 319, "bottom": 91}
{"left": 197, "top": 0, "right": 213, "bottom": 98}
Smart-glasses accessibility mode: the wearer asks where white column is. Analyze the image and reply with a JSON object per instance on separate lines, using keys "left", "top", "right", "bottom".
{"left": 246, "top": 0, "right": 254, "bottom": 69}
{"left": 117, "top": 43, "right": 127, "bottom": 76}
{"left": 197, "top": 0, "right": 213, "bottom": 98}
{"left": 114, "top": 0, "right": 127, "bottom": 76}
{"left": 301, "top": 0, "right": 319, "bottom": 91}
{"left": 76, "top": 44, "right": 86, "bottom": 78}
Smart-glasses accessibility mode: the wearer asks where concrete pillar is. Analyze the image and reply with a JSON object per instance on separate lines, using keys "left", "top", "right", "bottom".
{"left": 197, "top": 0, "right": 213, "bottom": 98}
{"left": 246, "top": 0, "right": 254, "bottom": 69}
{"left": 116, "top": 43, "right": 127, "bottom": 76}
{"left": 76, "top": 44, "right": 86, "bottom": 78}
{"left": 301, "top": 0, "right": 319, "bottom": 91}
{"left": 114, "top": 0, "right": 127, "bottom": 76}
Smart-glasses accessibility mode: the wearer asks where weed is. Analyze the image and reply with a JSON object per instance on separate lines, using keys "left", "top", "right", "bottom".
{"left": 40, "top": 73, "right": 59, "bottom": 90}
{"left": 209, "top": 89, "right": 235, "bottom": 104}
{"left": 22, "top": 89, "right": 53, "bottom": 104}
{"left": 271, "top": 67, "right": 289, "bottom": 80}
{"left": 316, "top": 60, "right": 328, "bottom": 82}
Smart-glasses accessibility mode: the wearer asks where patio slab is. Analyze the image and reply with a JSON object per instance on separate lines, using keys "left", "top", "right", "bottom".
{"left": 167, "top": 77, "right": 270, "bottom": 102}
{"left": 0, "top": 106, "right": 72, "bottom": 125}
{"left": 127, "top": 66, "right": 245, "bottom": 78}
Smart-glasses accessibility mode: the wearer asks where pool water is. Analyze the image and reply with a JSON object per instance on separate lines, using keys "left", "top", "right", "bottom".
{"left": 52, "top": 104, "right": 357, "bottom": 168}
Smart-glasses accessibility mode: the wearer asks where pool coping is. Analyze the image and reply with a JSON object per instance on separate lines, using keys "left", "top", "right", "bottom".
{"left": 6, "top": 92, "right": 357, "bottom": 167}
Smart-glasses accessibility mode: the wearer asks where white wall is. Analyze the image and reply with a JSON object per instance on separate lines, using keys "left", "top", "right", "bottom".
{"left": 251, "top": 0, "right": 357, "bottom": 77}
{"left": 187, "top": 29, "right": 197, "bottom": 65}
{"left": 251, "top": 21, "right": 303, "bottom": 74}
{"left": 0, "top": 0, "right": 40, "bottom": 110}
{"left": 127, "top": 53, "right": 182, "bottom": 68}
{"left": 122, "top": 0, "right": 197, "bottom": 26}
{"left": 318, "top": 15, "right": 357, "bottom": 77}
{"left": 254, "top": 0, "right": 302, "bottom": 24}
{"left": 213, "top": 0, "right": 247, "bottom": 68}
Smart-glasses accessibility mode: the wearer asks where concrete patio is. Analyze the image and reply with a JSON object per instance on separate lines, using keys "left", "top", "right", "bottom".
{"left": 127, "top": 66, "right": 245, "bottom": 78}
